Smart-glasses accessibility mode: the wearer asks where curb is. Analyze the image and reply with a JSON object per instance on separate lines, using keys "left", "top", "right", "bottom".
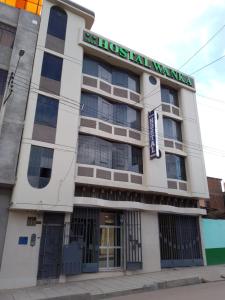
{"left": 44, "top": 276, "right": 202, "bottom": 300}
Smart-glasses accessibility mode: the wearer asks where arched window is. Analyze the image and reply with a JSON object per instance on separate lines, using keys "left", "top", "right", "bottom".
{"left": 28, "top": 145, "right": 54, "bottom": 188}
{"left": 47, "top": 6, "right": 67, "bottom": 40}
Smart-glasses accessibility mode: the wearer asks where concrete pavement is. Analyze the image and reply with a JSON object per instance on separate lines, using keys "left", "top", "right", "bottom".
{"left": 0, "top": 265, "right": 225, "bottom": 300}
{"left": 106, "top": 281, "right": 225, "bottom": 300}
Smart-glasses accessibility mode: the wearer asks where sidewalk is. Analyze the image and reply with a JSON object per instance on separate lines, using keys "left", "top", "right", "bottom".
{"left": 1, "top": 265, "right": 225, "bottom": 300}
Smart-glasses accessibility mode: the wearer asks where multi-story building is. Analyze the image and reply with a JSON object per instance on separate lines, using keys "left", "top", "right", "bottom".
{"left": 0, "top": 0, "right": 40, "bottom": 282}
{"left": 0, "top": 0, "right": 209, "bottom": 289}
{"left": 206, "top": 177, "right": 225, "bottom": 218}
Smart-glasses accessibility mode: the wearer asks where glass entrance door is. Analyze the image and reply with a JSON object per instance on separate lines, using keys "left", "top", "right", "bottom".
{"left": 99, "top": 211, "right": 122, "bottom": 270}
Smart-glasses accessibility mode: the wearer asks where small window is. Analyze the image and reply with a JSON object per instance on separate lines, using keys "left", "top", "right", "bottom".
{"left": 130, "top": 146, "right": 143, "bottom": 173}
{"left": 47, "top": 6, "right": 67, "bottom": 40}
{"left": 0, "top": 69, "right": 8, "bottom": 106}
{"left": 163, "top": 117, "right": 182, "bottom": 141}
{"left": 0, "top": 22, "right": 16, "bottom": 48}
{"left": 166, "top": 154, "right": 186, "bottom": 180}
{"left": 127, "top": 107, "right": 141, "bottom": 130}
{"left": 128, "top": 73, "right": 140, "bottom": 93}
{"left": 99, "top": 62, "right": 112, "bottom": 83}
{"left": 34, "top": 94, "right": 59, "bottom": 128}
{"left": 28, "top": 146, "right": 54, "bottom": 188}
{"left": 41, "top": 52, "right": 63, "bottom": 81}
{"left": 161, "top": 85, "right": 178, "bottom": 106}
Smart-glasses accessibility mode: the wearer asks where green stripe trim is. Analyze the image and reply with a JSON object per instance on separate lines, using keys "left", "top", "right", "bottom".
{"left": 205, "top": 248, "right": 225, "bottom": 265}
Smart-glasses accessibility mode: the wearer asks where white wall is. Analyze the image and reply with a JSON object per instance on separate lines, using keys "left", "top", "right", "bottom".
{"left": 0, "top": 211, "right": 42, "bottom": 289}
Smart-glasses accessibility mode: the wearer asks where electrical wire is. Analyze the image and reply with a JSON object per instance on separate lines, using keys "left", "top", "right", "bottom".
{"left": 179, "top": 24, "right": 225, "bottom": 70}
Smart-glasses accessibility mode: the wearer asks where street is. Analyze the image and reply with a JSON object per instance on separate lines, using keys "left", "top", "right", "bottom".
{"left": 106, "top": 281, "right": 225, "bottom": 300}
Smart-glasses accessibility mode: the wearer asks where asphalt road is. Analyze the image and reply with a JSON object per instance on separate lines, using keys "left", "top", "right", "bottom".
{"left": 106, "top": 281, "right": 225, "bottom": 300}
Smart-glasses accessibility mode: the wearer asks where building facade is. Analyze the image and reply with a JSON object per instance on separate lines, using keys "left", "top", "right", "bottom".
{"left": 0, "top": 1, "right": 40, "bottom": 277}
{"left": 206, "top": 177, "right": 225, "bottom": 218}
{"left": 0, "top": 0, "right": 209, "bottom": 289}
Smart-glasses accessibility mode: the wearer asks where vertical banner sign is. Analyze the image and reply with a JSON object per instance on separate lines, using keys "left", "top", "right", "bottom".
{"left": 148, "top": 110, "right": 159, "bottom": 159}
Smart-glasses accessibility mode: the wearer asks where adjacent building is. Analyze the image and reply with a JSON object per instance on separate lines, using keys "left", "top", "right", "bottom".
{"left": 206, "top": 177, "right": 225, "bottom": 218}
{"left": 0, "top": 1, "right": 40, "bottom": 278}
{"left": 0, "top": 0, "right": 209, "bottom": 289}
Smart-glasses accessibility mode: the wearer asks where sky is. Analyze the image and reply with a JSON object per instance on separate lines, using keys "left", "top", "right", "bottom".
{"left": 74, "top": 0, "right": 225, "bottom": 182}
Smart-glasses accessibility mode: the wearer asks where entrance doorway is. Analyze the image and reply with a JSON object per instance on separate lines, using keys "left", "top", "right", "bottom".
{"left": 38, "top": 213, "right": 64, "bottom": 279}
{"left": 99, "top": 211, "right": 122, "bottom": 270}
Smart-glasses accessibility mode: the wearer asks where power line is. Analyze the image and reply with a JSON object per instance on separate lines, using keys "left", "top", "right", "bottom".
{"left": 190, "top": 54, "right": 225, "bottom": 75}
{"left": 179, "top": 24, "right": 225, "bottom": 70}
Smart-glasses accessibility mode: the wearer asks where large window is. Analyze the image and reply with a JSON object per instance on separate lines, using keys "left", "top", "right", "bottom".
{"left": 166, "top": 154, "right": 186, "bottom": 180}
{"left": 34, "top": 94, "right": 59, "bottom": 128}
{"left": 77, "top": 135, "right": 143, "bottom": 173}
{"left": 83, "top": 56, "right": 140, "bottom": 93}
{"left": 163, "top": 117, "right": 182, "bottom": 141}
{"left": 81, "top": 92, "right": 141, "bottom": 130}
{"left": 41, "top": 52, "right": 63, "bottom": 81}
{"left": 28, "top": 145, "right": 54, "bottom": 188}
{"left": 0, "top": 69, "right": 8, "bottom": 106}
{"left": 161, "top": 85, "right": 178, "bottom": 106}
{"left": 47, "top": 6, "right": 67, "bottom": 40}
{"left": 0, "top": 22, "right": 16, "bottom": 48}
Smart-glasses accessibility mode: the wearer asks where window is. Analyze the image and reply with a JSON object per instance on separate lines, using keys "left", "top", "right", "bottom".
{"left": 163, "top": 117, "right": 182, "bottom": 141}
{"left": 166, "top": 154, "right": 186, "bottom": 180}
{"left": 34, "top": 94, "right": 59, "bottom": 128}
{"left": 41, "top": 52, "right": 63, "bottom": 81}
{"left": 77, "top": 135, "right": 143, "bottom": 173}
{"left": 47, "top": 6, "right": 67, "bottom": 40}
{"left": 81, "top": 92, "right": 141, "bottom": 130}
{"left": 83, "top": 56, "right": 140, "bottom": 93}
{"left": 28, "top": 146, "right": 54, "bottom": 188}
{"left": 0, "top": 22, "right": 16, "bottom": 48}
{"left": 161, "top": 85, "right": 178, "bottom": 106}
{"left": 0, "top": 69, "right": 8, "bottom": 106}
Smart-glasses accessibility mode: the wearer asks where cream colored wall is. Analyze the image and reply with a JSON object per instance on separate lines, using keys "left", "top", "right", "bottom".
{"left": 0, "top": 211, "right": 42, "bottom": 289}
{"left": 180, "top": 88, "right": 209, "bottom": 198}
{"left": 11, "top": 1, "right": 85, "bottom": 211}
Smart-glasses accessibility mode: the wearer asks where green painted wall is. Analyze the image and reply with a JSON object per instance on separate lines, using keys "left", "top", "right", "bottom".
{"left": 205, "top": 248, "right": 225, "bottom": 265}
{"left": 202, "top": 219, "right": 225, "bottom": 265}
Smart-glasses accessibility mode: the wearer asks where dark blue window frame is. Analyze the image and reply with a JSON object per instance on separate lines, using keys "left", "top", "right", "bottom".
{"left": 166, "top": 154, "right": 186, "bottom": 181}
{"left": 41, "top": 52, "right": 63, "bottom": 81}
{"left": 35, "top": 94, "right": 59, "bottom": 128}
{"left": 47, "top": 6, "right": 67, "bottom": 40}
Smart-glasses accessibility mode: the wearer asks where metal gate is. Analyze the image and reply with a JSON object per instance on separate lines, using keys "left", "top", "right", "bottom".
{"left": 159, "top": 214, "right": 203, "bottom": 268}
{"left": 70, "top": 207, "right": 100, "bottom": 273}
{"left": 125, "top": 211, "right": 142, "bottom": 270}
{"left": 38, "top": 213, "right": 64, "bottom": 279}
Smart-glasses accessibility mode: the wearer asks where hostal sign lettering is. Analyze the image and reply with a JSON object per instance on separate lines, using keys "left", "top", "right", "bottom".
{"left": 83, "top": 32, "right": 193, "bottom": 87}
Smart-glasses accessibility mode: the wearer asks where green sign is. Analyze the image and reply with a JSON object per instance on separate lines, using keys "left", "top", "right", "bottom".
{"left": 83, "top": 32, "right": 193, "bottom": 87}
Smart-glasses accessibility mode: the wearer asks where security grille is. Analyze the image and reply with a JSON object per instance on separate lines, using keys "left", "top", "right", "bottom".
{"left": 159, "top": 214, "right": 203, "bottom": 268}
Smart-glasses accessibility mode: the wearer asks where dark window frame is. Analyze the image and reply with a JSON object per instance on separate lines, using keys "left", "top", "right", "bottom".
{"left": 47, "top": 6, "right": 67, "bottom": 41}
{"left": 28, "top": 145, "right": 54, "bottom": 189}
{"left": 163, "top": 117, "right": 182, "bottom": 141}
{"left": 41, "top": 52, "right": 63, "bottom": 82}
{"left": 34, "top": 94, "right": 59, "bottom": 128}
{"left": 83, "top": 56, "right": 140, "bottom": 93}
{"left": 166, "top": 153, "right": 186, "bottom": 181}
{"left": 0, "top": 22, "right": 16, "bottom": 49}
{"left": 161, "top": 85, "right": 179, "bottom": 107}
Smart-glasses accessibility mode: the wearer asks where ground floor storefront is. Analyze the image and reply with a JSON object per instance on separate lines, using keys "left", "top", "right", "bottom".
{"left": 0, "top": 206, "right": 205, "bottom": 289}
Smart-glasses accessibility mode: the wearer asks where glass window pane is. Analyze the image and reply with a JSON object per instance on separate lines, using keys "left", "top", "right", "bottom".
{"left": 99, "top": 63, "right": 111, "bottom": 83}
{"left": 83, "top": 56, "right": 98, "bottom": 77}
{"left": 28, "top": 145, "right": 53, "bottom": 188}
{"left": 35, "top": 94, "right": 59, "bottom": 128}
{"left": 130, "top": 146, "right": 143, "bottom": 173}
{"left": 41, "top": 52, "right": 63, "bottom": 81}
{"left": 112, "top": 69, "right": 128, "bottom": 88}
{"left": 0, "top": 69, "right": 8, "bottom": 106}
{"left": 161, "top": 85, "right": 178, "bottom": 106}
{"left": 112, "top": 143, "right": 128, "bottom": 170}
{"left": 163, "top": 117, "right": 182, "bottom": 141}
{"left": 127, "top": 107, "right": 141, "bottom": 130}
{"left": 81, "top": 92, "right": 98, "bottom": 118}
{"left": 113, "top": 103, "right": 127, "bottom": 127}
{"left": 77, "top": 135, "right": 96, "bottom": 165}
{"left": 47, "top": 6, "right": 67, "bottom": 40}
{"left": 166, "top": 154, "right": 186, "bottom": 180}
{"left": 128, "top": 74, "right": 140, "bottom": 93}
{"left": 0, "top": 22, "right": 16, "bottom": 48}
